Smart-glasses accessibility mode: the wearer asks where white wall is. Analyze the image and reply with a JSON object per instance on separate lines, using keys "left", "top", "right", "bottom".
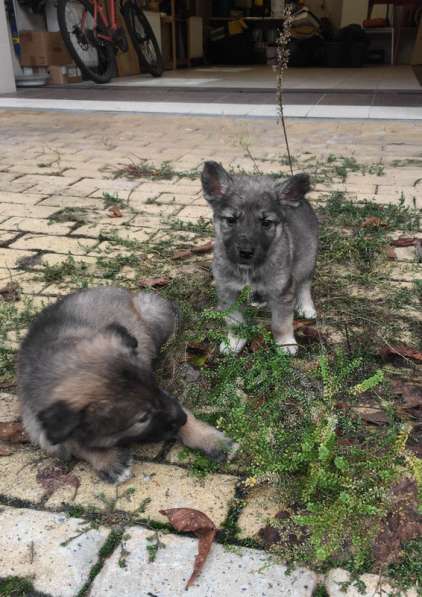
{"left": 0, "top": 0, "right": 16, "bottom": 93}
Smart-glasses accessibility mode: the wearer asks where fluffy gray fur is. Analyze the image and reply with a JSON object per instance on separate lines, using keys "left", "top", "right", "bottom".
{"left": 201, "top": 161, "right": 319, "bottom": 355}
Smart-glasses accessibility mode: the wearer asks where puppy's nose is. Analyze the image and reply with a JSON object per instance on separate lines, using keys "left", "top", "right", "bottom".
{"left": 239, "top": 248, "right": 255, "bottom": 260}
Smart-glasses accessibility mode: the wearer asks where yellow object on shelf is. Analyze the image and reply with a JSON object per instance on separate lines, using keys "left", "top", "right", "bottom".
{"left": 228, "top": 19, "right": 247, "bottom": 36}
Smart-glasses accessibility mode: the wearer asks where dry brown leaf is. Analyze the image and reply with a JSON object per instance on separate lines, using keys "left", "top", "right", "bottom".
{"left": 379, "top": 345, "right": 422, "bottom": 363}
{"left": 0, "top": 281, "right": 20, "bottom": 302}
{"left": 385, "top": 246, "right": 397, "bottom": 260}
{"left": 0, "top": 444, "right": 14, "bottom": 456}
{"left": 362, "top": 216, "right": 386, "bottom": 228}
{"left": 391, "top": 380, "right": 422, "bottom": 410}
{"left": 192, "top": 241, "right": 214, "bottom": 255}
{"left": 108, "top": 206, "right": 123, "bottom": 218}
{"left": 173, "top": 249, "right": 193, "bottom": 260}
{"left": 160, "top": 508, "right": 216, "bottom": 589}
{"left": 0, "top": 421, "right": 29, "bottom": 443}
{"left": 373, "top": 478, "right": 422, "bottom": 565}
{"left": 36, "top": 464, "right": 80, "bottom": 499}
{"left": 390, "top": 237, "right": 416, "bottom": 247}
{"left": 138, "top": 276, "right": 169, "bottom": 288}
{"left": 353, "top": 406, "right": 389, "bottom": 426}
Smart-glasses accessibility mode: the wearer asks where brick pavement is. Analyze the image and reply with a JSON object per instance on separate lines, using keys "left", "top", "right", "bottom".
{"left": 0, "top": 110, "right": 420, "bottom": 596}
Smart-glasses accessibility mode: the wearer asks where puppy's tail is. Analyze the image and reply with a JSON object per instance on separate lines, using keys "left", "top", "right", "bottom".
{"left": 134, "top": 291, "right": 180, "bottom": 350}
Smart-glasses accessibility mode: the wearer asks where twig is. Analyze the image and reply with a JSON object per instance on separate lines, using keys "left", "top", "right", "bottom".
{"left": 276, "top": 5, "right": 294, "bottom": 176}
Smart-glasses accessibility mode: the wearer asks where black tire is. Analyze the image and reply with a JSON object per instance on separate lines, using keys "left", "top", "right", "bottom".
{"left": 57, "top": 0, "right": 115, "bottom": 84}
{"left": 123, "top": 2, "right": 164, "bottom": 77}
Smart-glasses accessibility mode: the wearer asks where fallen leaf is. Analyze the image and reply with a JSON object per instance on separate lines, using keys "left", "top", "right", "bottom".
{"left": 391, "top": 380, "right": 422, "bottom": 410}
{"left": 353, "top": 406, "right": 389, "bottom": 426}
{"left": 258, "top": 525, "right": 281, "bottom": 547}
{"left": 160, "top": 508, "right": 216, "bottom": 589}
{"left": 390, "top": 237, "right": 416, "bottom": 247}
{"left": 173, "top": 249, "right": 193, "bottom": 260}
{"left": 108, "top": 206, "right": 123, "bottom": 218}
{"left": 0, "top": 282, "right": 20, "bottom": 302}
{"left": 0, "top": 421, "right": 28, "bottom": 443}
{"left": 362, "top": 216, "right": 386, "bottom": 228}
{"left": 379, "top": 345, "right": 422, "bottom": 363}
{"left": 36, "top": 464, "right": 80, "bottom": 499}
{"left": 373, "top": 478, "right": 422, "bottom": 565}
{"left": 192, "top": 241, "right": 214, "bottom": 255}
{"left": 250, "top": 335, "right": 265, "bottom": 353}
{"left": 385, "top": 246, "right": 397, "bottom": 260}
{"left": 0, "top": 444, "right": 14, "bottom": 456}
{"left": 138, "top": 277, "right": 169, "bottom": 288}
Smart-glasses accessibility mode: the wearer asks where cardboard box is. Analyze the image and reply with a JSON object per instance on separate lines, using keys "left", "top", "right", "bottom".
{"left": 115, "top": 14, "right": 140, "bottom": 76}
{"left": 411, "top": 19, "right": 422, "bottom": 65}
{"left": 48, "top": 64, "right": 82, "bottom": 84}
{"left": 20, "top": 31, "right": 72, "bottom": 66}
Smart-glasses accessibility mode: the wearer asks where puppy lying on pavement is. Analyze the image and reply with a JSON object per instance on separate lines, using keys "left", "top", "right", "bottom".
{"left": 17, "top": 287, "right": 236, "bottom": 483}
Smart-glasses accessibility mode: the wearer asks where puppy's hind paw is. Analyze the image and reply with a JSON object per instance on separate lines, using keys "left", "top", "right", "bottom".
{"left": 220, "top": 333, "right": 247, "bottom": 355}
{"left": 98, "top": 451, "right": 133, "bottom": 485}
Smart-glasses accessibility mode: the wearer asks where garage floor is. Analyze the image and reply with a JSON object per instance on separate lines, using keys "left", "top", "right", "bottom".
{"left": 1, "top": 64, "right": 421, "bottom": 119}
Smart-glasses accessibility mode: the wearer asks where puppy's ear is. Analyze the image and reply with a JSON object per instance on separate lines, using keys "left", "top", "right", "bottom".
{"left": 275, "top": 173, "right": 310, "bottom": 208}
{"left": 201, "top": 161, "right": 232, "bottom": 202}
{"left": 103, "top": 323, "right": 138, "bottom": 352}
{"left": 38, "top": 401, "right": 81, "bottom": 445}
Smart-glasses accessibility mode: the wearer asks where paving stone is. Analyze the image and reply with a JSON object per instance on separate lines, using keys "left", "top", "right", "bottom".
{"left": 39, "top": 253, "right": 98, "bottom": 268}
{"left": 9, "top": 234, "right": 97, "bottom": 255}
{"left": 386, "top": 264, "right": 422, "bottom": 282}
{"left": 75, "top": 224, "right": 153, "bottom": 243}
{"left": 0, "top": 449, "right": 51, "bottom": 503}
{"left": 39, "top": 194, "right": 106, "bottom": 209}
{"left": 325, "top": 568, "right": 417, "bottom": 597}
{"left": 15, "top": 174, "right": 81, "bottom": 194}
{"left": 91, "top": 526, "right": 318, "bottom": 597}
{"left": 0, "top": 248, "right": 37, "bottom": 269}
{"left": 0, "top": 202, "right": 58, "bottom": 219}
{"left": 177, "top": 205, "right": 211, "bottom": 220}
{"left": 237, "top": 485, "right": 286, "bottom": 539}
{"left": 0, "top": 191, "right": 47, "bottom": 205}
{"left": 0, "top": 392, "right": 20, "bottom": 422}
{"left": 0, "top": 506, "right": 108, "bottom": 597}
{"left": 46, "top": 462, "right": 237, "bottom": 527}
{"left": 2, "top": 216, "right": 73, "bottom": 235}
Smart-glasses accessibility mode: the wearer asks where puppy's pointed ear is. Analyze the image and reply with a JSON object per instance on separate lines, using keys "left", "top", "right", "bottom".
{"left": 201, "top": 161, "right": 232, "bottom": 203}
{"left": 38, "top": 401, "right": 81, "bottom": 445}
{"left": 275, "top": 173, "right": 310, "bottom": 208}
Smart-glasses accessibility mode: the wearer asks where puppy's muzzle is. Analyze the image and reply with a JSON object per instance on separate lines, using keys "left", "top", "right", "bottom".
{"left": 238, "top": 247, "right": 255, "bottom": 261}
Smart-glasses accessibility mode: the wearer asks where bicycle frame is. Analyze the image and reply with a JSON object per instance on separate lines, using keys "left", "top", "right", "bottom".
{"left": 85, "top": 0, "right": 119, "bottom": 42}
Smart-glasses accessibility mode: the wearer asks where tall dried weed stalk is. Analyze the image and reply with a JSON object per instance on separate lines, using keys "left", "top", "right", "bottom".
{"left": 276, "top": 4, "right": 294, "bottom": 175}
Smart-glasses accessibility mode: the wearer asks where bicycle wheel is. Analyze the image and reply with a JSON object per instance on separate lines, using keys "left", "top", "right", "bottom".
{"left": 123, "top": 2, "right": 163, "bottom": 77}
{"left": 57, "top": 0, "right": 116, "bottom": 84}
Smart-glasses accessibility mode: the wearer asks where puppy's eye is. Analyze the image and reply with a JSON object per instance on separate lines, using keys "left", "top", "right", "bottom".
{"left": 225, "top": 216, "right": 236, "bottom": 226}
{"left": 262, "top": 220, "right": 273, "bottom": 229}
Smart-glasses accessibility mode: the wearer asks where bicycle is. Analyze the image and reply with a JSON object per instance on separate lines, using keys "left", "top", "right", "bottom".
{"left": 57, "top": 0, "right": 164, "bottom": 84}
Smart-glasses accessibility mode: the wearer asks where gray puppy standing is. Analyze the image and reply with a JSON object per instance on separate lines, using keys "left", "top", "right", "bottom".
{"left": 17, "top": 287, "right": 234, "bottom": 483}
{"left": 201, "top": 162, "right": 319, "bottom": 355}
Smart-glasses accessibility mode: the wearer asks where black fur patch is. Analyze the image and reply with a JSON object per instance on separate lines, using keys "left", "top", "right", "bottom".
{"left": 38, "top": 400, "right": 81, "bottom": 444}
{"left": 104, "top": 323, "right": 138, "bottom": 351}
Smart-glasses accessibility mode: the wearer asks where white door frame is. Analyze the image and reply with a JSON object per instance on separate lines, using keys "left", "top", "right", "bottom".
{"left": 0, "top": 0, "right": 16, "bottom": 93}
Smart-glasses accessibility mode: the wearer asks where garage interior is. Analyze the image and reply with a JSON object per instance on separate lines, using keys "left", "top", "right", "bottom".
{"left": 2, "top": 0, "right": 422, "bottom": 104}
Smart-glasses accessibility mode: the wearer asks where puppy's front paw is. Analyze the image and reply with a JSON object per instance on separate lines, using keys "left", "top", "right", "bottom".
{"left": 296, "top": 305, "right": 317, "bottom": 320}
{"left": 207, "top": 436, "right": 239, "bottom": 463}
{"left": 98, "top": 450, "right": 133, "bottom": 485}
{"left": 220, "top": 332, "right": 247, "bottom": 355}
{"left": 275, "top": 337, "right": 298, "bottom": 356}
